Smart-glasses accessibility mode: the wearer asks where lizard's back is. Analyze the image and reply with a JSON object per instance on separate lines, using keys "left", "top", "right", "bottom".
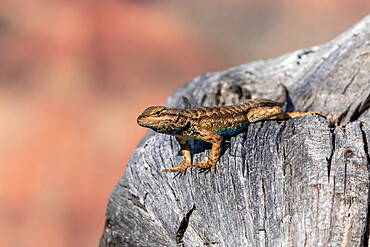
{"left": 187, "top": 99, "right": 283, "bottom": 137}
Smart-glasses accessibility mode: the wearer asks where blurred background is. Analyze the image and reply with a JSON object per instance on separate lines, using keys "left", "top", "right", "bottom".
{"left": 0, "top": 0, "right": 369, "bottom": 246}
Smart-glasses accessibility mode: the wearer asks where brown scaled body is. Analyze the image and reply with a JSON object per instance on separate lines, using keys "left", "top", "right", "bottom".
{"left": 137, "top": 91, "right": 323, "bottom": 173}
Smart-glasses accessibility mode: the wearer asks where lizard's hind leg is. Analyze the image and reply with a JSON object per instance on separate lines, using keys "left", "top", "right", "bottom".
{"left": 247, "top": 106, "right": 324, "bottom": 122}
{"left": 247, "top": 106, "right": 287, "bottom": 122}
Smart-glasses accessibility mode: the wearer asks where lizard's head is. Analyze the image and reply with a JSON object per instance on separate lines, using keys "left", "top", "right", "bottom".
{"left": 137, "top": 106, "right": 189, "bottom": 134}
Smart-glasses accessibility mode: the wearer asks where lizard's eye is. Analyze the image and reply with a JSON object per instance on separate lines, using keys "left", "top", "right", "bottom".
{"left": 152, "top": 109, "right": 163, "bottom": 116}
{"left": 156, "top": 110, "right": 164, "bottom": 116}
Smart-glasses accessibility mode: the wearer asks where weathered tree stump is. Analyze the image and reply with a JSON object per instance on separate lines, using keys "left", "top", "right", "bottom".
{"left": 100, "top": 15, "right": 370, "bottom": 247}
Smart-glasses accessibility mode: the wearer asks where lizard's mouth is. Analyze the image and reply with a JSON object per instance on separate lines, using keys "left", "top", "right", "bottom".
{"left": 137, "top": 116, "right": 145, "bottom": 126}
{"left": 137, "top": 116, "right": 156, "bottom": 128}
{"left": 137, "top": 116, "right": 164, "bottom": 129}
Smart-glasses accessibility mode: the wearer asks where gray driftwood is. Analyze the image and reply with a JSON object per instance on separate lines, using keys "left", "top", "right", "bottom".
{"left": 100, "top": 15, "right": 370, "bottom": 247}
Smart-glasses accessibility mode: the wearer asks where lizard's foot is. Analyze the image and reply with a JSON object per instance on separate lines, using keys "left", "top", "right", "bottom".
{"left": 192, "top": 161, "right": 217, "bottom": 171}
{"left": 163, "top": 161, "right": 191, "bottom": 173}
{"left": 287, "top": 111, "right": 326, "bottom": 119}
{"left": 164, "top": 160, "right": 217, "bottom": 173}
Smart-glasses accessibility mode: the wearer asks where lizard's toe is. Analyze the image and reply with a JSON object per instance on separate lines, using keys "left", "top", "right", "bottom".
{"left": 163, "top": 161, "right": 191, "bottom": 173}
{"left": 192, "top": 161, "right": 213, "bottom": 170}
{"left": 199, "top": 167, "right": 212, "bottom": 174}
{"left": 163, "top": 167, "right": 186, "bottom": 173}
{"left": 314, "top": 111, "right": 327, "bottom": 119}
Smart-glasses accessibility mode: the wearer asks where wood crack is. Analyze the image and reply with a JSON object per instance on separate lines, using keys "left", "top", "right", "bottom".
{"left": 360, "top": 122, "right": 370, "bottom": 247}
{"left": 176, "top": 205, "right": 196, "bottom": 246}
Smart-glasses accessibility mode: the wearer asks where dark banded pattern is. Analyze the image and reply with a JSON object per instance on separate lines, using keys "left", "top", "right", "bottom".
{"left": 137, "top": 92, "right": 323, "bottom": 173}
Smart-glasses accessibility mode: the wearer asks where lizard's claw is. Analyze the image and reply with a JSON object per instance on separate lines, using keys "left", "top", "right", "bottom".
{"left": 314, "top": 111, "right": 327, "bottom": 119}
{"left": 174, "top": 171, "right": 182, "bottom": 179}
{"left": 199, "top": 167, "right": 212, "bottom": 174}
{"left": 173, "top": 169, "right": 187, "bottom": 179}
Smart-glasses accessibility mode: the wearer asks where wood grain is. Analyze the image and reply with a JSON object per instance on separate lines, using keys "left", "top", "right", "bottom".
{"left": 100, "top": 15, "right": 370, "bottom": 247}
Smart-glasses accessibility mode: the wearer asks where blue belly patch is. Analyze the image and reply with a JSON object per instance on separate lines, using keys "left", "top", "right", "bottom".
{"left": 216, "top": 126, "right": 246, "bottom": 137}
{"left": 171, "top": 127, "right": 182, "bottom": 134}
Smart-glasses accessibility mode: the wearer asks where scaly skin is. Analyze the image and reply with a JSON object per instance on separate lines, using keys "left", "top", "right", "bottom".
{"left": 137, "top": 88, "right": 323, "bottom": 173}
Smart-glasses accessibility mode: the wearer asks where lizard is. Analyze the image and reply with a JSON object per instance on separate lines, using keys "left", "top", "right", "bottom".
{"left": 137, "top": 85, "right": 324, "bottom": 173}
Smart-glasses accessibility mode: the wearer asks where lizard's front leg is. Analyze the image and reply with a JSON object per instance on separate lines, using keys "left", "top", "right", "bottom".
{"left": 164, "top": 137, "right": 192, "bottom": 173}
{"left": 192, "top": 129, "right": 223, "bottom": 171}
